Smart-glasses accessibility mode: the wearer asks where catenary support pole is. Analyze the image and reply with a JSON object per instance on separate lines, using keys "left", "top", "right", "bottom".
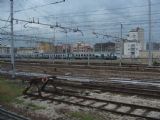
{"left": 119, "top": 24, "right": 123, "bottom": 67}
{"left": 10, "top": 0, "right": 15, "bottom": 78}
{"left": 148, "top": 0, "right": 152, "bottom": 66}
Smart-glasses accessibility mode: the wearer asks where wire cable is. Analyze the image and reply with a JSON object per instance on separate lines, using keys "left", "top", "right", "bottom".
{"left": 14, "top": 0, "right": 65, "bottom": 13}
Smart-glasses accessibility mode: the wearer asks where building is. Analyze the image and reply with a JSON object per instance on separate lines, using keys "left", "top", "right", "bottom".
{"left": 0, "top": 44, "right": 10, "bottom": 55}
{"left": 72, "top": 42, "right": 93, "bottom": 53}
{"left": 146, "top": 42, "right": 160, "bottom": 51}
{"left": 94, "top": 42, "right": 116, "bottom": 57}
{"left": 115, "top": 39, "right": 128, "bottom": 58}
{"left": 55, "top": 45, "right": 63, "bottom": 53}
{"left": 127, "top": 27, "right": 144, "bottom": 50}
{"left": 115, "top": 40, "right": 121, "bottom": 58}
{"left": 124, "top": 41, "right": 141, "bottom": 58}
{"left": 15, "top": 47, "right": 36, "bottom": 55}
{"left": 123, "top": 27, "right": 144, "bottom": 58}
{"left": 139, "top": 50, "right": 160, "bottom": 59}
{"left": 55, "top": 44, "right": 72, "bottom": 54}
{"left": 37, "top": 42, "right": 54, "bottom": 53}
{"left": 94, "top": 42, "right": 115, "bottom": 52}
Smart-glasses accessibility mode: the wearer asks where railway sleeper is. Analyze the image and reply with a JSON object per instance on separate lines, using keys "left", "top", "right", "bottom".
{"left": 25, "top": 93, "right": 160, "bottom": 120}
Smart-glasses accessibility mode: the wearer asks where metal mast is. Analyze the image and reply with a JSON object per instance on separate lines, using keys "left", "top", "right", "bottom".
{"left": 52, "top": 28, "right": 56, "bottom": 63}
{"left": 65, "top": 30, "right": 68, "bottom": 64}
{"left": 148, "top": 0, "right": 152, "bottom": 66}
{"left": 119, "top": 24, "right": 123, "bottom": 67}
{"left": 10, "top": 0, "right": 15, "bottom": 78}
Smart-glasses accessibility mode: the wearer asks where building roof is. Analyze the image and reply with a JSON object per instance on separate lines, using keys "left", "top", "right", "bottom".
{"left": 0, "top": 44, "right": 10, "bottom": 48}
{"left": 129, "top": 27, "right": 144, "bottom": 32}
{"left": 125, "top": 40, "right": 140, "bottom": 43}
{"left": 94, "top": 42, "right": 115, "bottom": 46}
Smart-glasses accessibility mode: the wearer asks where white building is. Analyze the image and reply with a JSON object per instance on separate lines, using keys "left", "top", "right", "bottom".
{"left": 115, "top": 40, "right": 122, "bottom": 58}
{"left": 0, "top": 44, "right": 10, "bottom": 55}
{"left": 124, "top": 27, "right": 144, "bottom": 58}
{"left": 124, "top": 41, "right": 141, "bottom": 58}
{"left": 127, "top": 27, "right": 144, "bottom": 51}
{"left": 15, "top": 47, "right": 36, "bottom": 55}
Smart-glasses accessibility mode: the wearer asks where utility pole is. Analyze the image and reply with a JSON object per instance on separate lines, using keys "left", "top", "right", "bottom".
{"left": 101, "top": 39, "right": 102, "bottom": 56}
{"left": 88, "top": 51, "right": 90, "bottom": 66}
{"left": 65, "top": 31, "right": 68, "bottom": 64}
{"left": 52, "top": 28, "right": 56, "bottom": 63}
{"left": 119, "top": 23, "right": 123, "bottom": 67}
{"left": 148, "top": 0, "right": 152, "bottom": 66}
{"left": 87, "top": 42, "right": 90, "bottom": 66}
{"left": 10, "top": 0, "right": 15, "bottom": 78}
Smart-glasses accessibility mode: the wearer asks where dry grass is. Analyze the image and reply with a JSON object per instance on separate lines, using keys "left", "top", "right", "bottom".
{"left": 0, "top": 78, "right": 23, "bottom": 104}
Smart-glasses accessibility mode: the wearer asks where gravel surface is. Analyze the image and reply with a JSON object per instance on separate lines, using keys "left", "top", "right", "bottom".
{"left": 13, "top": 90, "right": 160, "bottom": 120}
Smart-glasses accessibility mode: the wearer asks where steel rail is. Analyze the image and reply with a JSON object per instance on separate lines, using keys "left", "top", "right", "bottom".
{"left": 25, "top": 93, "right": 160, "bottom": 120}
{"left": 0, "top": 107, "right": 30, "bottom": 120}
{"left": 49, "top": 81, "right": 160, "bottom": 99}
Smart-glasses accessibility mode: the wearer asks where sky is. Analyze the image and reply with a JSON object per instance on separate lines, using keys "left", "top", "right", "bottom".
{"left": 0, "top": 0, "right": 160, "bottom": 47}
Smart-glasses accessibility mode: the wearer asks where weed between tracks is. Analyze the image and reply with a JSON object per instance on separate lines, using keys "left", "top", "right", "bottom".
{"left": 0, "top": 77, "right": 48, "bottom": 120}
{"left": 0, "top": 77, "right": 45, "bottom": 110}
{"left": 14, "top": 99, "right": 46, "bottom": 110}
{"left": 69, "top": 111, "right": 105, "bottom": 120}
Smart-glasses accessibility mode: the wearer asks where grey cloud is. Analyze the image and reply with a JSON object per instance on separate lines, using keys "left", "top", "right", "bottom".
{"left": 0, "top": 0, "right": 160, "bottom": 46}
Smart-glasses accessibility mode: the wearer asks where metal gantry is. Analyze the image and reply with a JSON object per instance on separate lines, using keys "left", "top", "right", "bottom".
{"left": 7, "top": 0, "right": 84, "bottom": 78}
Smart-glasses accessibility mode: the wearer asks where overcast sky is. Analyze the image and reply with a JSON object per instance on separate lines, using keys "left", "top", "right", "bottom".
{"left": 0, "top": 0, "right": 160, "bottom": 47}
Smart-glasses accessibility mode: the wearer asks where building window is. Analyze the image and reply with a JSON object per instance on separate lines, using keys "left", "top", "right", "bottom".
{"left": 133, "top": 34, "right": 136, "bottom": 39}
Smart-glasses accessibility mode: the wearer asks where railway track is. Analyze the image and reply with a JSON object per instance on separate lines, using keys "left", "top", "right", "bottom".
{"left": 2, "top": 60, "right": 160, "bottom": 72}
{"left": 1, "top": 59, "right": 147, "bottom": 66}
{"left": 1, "top": 72, "right": 160, "bottom": 119}
{"left": 3, "top": 63, "right": 160, "bottom": 80}
{"left": 25, "top": 92, "right": 160, "bottom": 120}
{"left": 1, "top": 70, "right": 160, "bottom": 99}
{"left": 2, "top": 60, "right": 160, "bottom": 80}
{"left": 0, "top": 107, "right": 30, "bottom": 120}
{"left": 51, "top": 80, "right": 160, "bottom": 99}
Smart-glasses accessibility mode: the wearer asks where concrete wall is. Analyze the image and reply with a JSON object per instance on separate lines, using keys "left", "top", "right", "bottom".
{"left": 139, "top": 51, "right": 160, "bottom": 59}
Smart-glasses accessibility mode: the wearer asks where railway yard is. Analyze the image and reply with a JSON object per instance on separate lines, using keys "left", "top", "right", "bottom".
{"left": 0, "top": 60, "right": 160, "bottom": 120}
{"left": 1, "top": 0, "right": 160, "bottom": 119}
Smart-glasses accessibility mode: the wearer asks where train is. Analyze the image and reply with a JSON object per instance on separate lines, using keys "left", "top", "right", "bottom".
{"left": 0, "top": 52, "right": 117, "bottom": 60}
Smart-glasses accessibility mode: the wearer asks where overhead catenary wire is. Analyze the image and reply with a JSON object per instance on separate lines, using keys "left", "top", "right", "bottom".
{"left": 32, "top": 10, "right": 160, "bottom": 33}
{"left": 0, "top": 32, "right": 52, "bottom": 40}
{"left": 13, "top": 18, "right": 83, "bottom": 35}
{"left": 36, "top": 2, "right": 160, "bottom": 18}
{"left": 14, "top": 0, "right": 65, "bottom": 13}
{"left": 0, "top": 0, "right": 159, "bottom": 46}
{"left": 12, "top": 17, "right": 160, "bottom": 36}
{"left": 11, "top": 0, "right": 160, "bottom": 32}
{"left": 0, "top": 18, "right": 10, "bottom": 23}
{"left": 47, "top": 11, "right": 160, "bottom": 25}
